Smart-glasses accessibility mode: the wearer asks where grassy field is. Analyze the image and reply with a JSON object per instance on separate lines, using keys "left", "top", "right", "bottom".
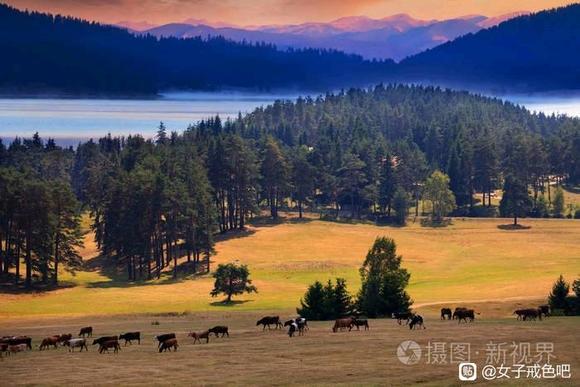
{"left": 0, "top": 217, "right": 578, "bottom": 318}
{"left": 1, "top": 308, "right": 579, "bottom": 386}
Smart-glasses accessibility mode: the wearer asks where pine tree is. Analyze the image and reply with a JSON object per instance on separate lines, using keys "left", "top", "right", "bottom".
{"left": 392, "top": 188, "right": 409, "bottom": 225}
{"left": 548, "top": 275, "right": 570, "bottom": 313}
{"left": 297, "top": 281, "right": 326, "bottom": 320}
{"left": 499, "top": 175, "right": 532, "bottom": 225}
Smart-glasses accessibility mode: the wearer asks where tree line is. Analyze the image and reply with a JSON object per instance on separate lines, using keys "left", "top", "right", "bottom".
{"left": 1, "top": 85, "right": 579, "bottom": 288}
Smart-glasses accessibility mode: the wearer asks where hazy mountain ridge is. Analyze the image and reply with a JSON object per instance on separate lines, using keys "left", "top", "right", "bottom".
{"left": 136, "top": 12, "right": 527, "bottom": 61}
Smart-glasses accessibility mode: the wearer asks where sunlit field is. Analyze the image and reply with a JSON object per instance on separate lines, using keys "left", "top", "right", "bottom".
{"left": 1, "top": 308, "right": 578, "bottom": 386}
{"left": 1, "top": 217, "right": 578, "bottom": 318}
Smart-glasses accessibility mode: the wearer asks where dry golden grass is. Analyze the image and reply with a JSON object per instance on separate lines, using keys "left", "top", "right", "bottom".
{"left": 0, "top": 217, "right": 578, "bottom": 318}
{"left": 1, "top": 306, "right": 578, "bottom": 386}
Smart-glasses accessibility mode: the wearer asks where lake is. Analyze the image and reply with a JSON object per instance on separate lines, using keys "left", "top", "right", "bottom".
{"left": 0, "top": 91, "right": 578, "bottom": 146}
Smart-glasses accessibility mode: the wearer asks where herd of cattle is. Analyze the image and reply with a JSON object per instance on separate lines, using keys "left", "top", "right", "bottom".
{"left": 0, "top": 305, "right": 552, "bottom": 357}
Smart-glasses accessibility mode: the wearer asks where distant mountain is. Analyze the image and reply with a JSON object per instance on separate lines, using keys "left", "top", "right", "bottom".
{"left": 399, "top": 4, "right": 580, "bottom": 91}
{"left": 140, "top": 12, "right": 525, "bottom": 61}
{"left": 0, "top": 4, "right": 395, "bottom": 96}
{"left": 116, "top": 20, "right": 157, "bottom": 32}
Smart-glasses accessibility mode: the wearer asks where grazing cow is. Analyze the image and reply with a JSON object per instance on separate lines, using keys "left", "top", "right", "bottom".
{"left": 39, "top": 336, "right": 61, "bottom": 350}
{"left": 64, "top": 338, "right": 88, "bottom": 352}
{"left": 188, "top": 331, "right": 210, "bottom": 344}
{"left": 58, "top": 334, "right": 73, "bottom": 344}
{"left": 440, "top": 308, "right": 452, "bottom": 320}
{"left": 332, "top": 317, "right": 354, "bottom": 333}
{"left": 159, "top": 338, "right": 179, "bottom": 353}
{"left": 350, "top": 318, "right": 369, "bottom": 331}
{"left": 92, "top": 336, "right": 118, "bottom": 346}
{"left": 208, "top": 326, "right": 229, "bottom": 338}
{"left": 256, "top": 316, "right": 283, "bottom": 330}
{"left": 538, "top": 305, "right": 551, "bottom": 318}
{"left": 79, "top": 327, "right": 93, "bottom": 337}
{"left": 514, "top": 308, "right": 542, "bottom": 321}
{"left": 392, "top": 312, "right": 414, "bottom": 325}
{"left": 295, "top": 317, "right": 309, "bottom": 331}
{"left": 154, "top": 333, "right": 176, "bottom": 348}
{"left": 98, "top": 340, "right": 120, "bottom": 354}
{"left": 6, "top": 336, "right": 32, "bottom": 350}
{"left": 119, "top": 332, "right": 141, "bottom": 345}
{"left": 453, "top": 308, "right": 478, "bottom": 323}
{"left": 409, "top": 315, "right": 426, "bottom": 330}
{"left": 285, "top": 321, "right": 299, "bottom": 337}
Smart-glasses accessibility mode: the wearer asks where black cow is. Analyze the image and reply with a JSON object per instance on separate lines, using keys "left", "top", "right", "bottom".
{"left": 154, "top": 333, "right": 176, "bottom": 347}
{"left": 409, "top": 315, "right": 426, "bottom": 330}
{"left": 256, "top": 316, "right": 283, "bottom": 330}
{"left": 392, "top": 312, "right": 414, "bottom": 325}
{"left": 350, "top": 318, "right": 369, "bottom": 331}
{"left": 440, "top": 308, "right": 452, "bottom": 320}
{"left": 208, "top": 326, "right": 229, "bottom": 338}
{"left": 119, "top": 332, "right": 141, "bottom": 345}
{"left": 92, "top": 336, "right": 118, "bottom": 346}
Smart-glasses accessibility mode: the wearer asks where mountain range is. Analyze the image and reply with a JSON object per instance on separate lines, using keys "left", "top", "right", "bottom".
{"left": 129, "top": 12, "right": 527, "bottom": 61}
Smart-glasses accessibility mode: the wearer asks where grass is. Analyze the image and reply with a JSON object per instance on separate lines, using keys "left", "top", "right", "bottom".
{"left": 1, "top": 217, "right": 578, "bottom": 318}
{"left": 1, "top": 308, "right": 579, "bottom": 386}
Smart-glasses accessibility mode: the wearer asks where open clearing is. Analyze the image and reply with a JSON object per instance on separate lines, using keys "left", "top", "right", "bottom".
{"left": 1, "top": 307, "right": 579, "bottom": 386}
{"left": 0, "top": 217, "right": 579, "bottom": 317}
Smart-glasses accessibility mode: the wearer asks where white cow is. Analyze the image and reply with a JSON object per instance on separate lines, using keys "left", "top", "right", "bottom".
{"left": 64, "top": 338, "right": 88, "bottom": 352}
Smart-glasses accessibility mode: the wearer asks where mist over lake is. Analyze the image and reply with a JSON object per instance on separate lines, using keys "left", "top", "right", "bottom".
{"left": 0, "top": 91, "right": 579, "bottom": 146}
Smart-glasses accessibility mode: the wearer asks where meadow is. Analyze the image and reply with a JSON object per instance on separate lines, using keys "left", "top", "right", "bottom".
{"left": 1, "top": 309, "right": 579, "bottom": 385}
{"left": 0, "top": 217, "right": 578, "bottom": 318}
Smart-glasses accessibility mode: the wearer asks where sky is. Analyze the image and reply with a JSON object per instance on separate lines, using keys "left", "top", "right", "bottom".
{"left": 4, "top": 0, "right": 578, "bottom": 26}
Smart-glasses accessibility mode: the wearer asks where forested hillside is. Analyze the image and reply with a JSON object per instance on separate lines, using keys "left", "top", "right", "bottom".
{"left": 399, "top": 4, "right": 580, "bottom": 90}
{"left": 1, "top": 86, "right": 579, "bottom": 288}
{"left": 0, "top": 4, "right": 394, "bottom": 95}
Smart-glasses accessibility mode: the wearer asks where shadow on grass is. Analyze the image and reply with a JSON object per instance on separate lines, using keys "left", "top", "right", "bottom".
{"left": 497, "top": 224, "right": 532, "bottom": 230}
{"left": 209, "top": 299, "right": 253, "bottom": 307}
{"left": 420, "top": 218, "right": 453, "bottom": 228}
{"left": 0, "top": 277, "right": 77, "bottom": 294}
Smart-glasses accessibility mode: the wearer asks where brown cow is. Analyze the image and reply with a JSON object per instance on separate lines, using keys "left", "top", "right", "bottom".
{"left": 39, "top": 336, "right": 61, "bottom": 350}
{"left": 7, "top": 344, "right": 28, "bottom": 355}
{"left": 98, "top": 340, "right": 120, "bottom": 354}
{"left": 332, "top": 317, "right": 354, "bottom": 332}
{"left": 3, "top": 336, "right": 32, "bottom": 350}
{"left": 159, "top": 338, "right": 179, "bottom": 353}
{"left": 514, "top": 308, "right": 542, "bottom": 321}
{"left": 188, "top": 331, "right": 210, "bottom": 344}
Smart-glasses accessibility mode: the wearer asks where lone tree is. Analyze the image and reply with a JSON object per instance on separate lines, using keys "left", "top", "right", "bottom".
{"left": 423, "top": 170, "right": 456, "bottom": 221}
{"left": 357, "top": 237, "right": 412, "bottom": 317}
{"left": 499, "top": 175, "right": 532, "bottom": 225}
{"left": 210, "top": 262, "right": 257, "bottom": 303}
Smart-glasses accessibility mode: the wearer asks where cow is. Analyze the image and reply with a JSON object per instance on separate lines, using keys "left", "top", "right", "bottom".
{"left": 409, "top": 315, "right": 426, "bottom": 330}
{"left": 98, "top": 340, "right": 120, "bottom": 354}
{"left": 188, "top": 331, "right": 210, "bottom": 344}
{"left": 39, "top": 336, "right": 61, "bottom": 350}
{"left": 392, "top": 312, "right": 414, "bottom": 325}
{"left": 453, "top": 308, "right": 478, "bottom": 323}
{"left": 79, "top": 327, "right": 93, "bottom": 337}
{"left": 7, "top": 343, "right": 28, "bottom": 355}
{"left": 58, "top": 334, "right": 73, "bottom": 344}
{"left": 159, "top": 338, "right": 178, "bottom": 353}
{"left": 440, "top": 308, "right": 452, "bottom": 320}
{"left": 256, "top": 316, "right": 283, "bottom": 330}
{"left": 5, "top": 336, "right": 32, "bottom": 350}
{"left": 154, "top": 333, "right": 176, "bottom": 348}
{"left": 514, "top": 308, "right": 542, "bottom": 321}
{"left": 295, "top": 317, "right": 308, "bottom": 331}
{"left": 350, "top": 318, "right": 369, "bottom": 331}
{"left": 63, "top": 338, "right": 88, "bottom": 352}
{"left": 332, "top": 317, "right": 354, "bottom": 332}
{"left": 208, "top": 326, "right": 229, "bottom": 338}
{"left": 285, "top": 320, "right": 299, "bottom": 337}
{"left": 538, "top": 305, "right": 551, "bottom": 318}
{"left": 92, "top": 336, "right": 118, "bottom": 346}
{"left": 119, "top": 332, "right": 141, "bottom": 345}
